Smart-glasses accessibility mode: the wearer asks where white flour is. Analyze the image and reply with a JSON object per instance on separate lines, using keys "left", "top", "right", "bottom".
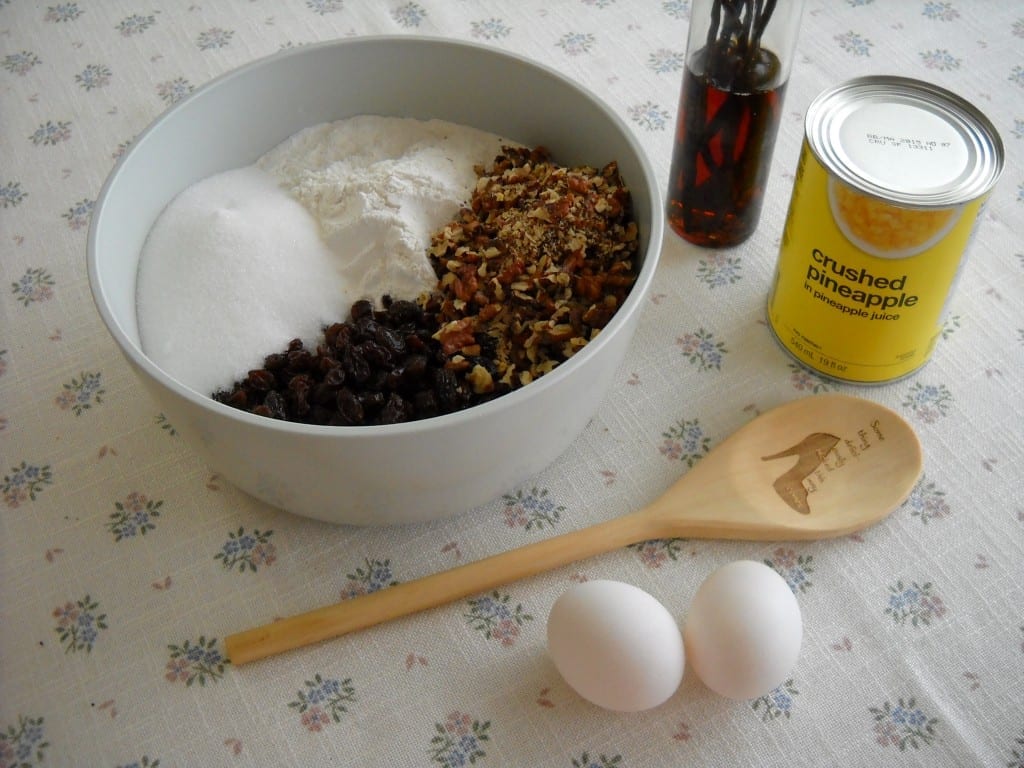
{"left": 258, "top": 116, "right": 508, "bottom": 302}
{"left": 136, "top": 116, "right": 509, "bottom": 395}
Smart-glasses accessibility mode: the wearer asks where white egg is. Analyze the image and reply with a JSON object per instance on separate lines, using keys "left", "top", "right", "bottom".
{"left": 683, "top": 560, "right": 802, "bottom": 700}
{"left": 546, "top": 579, "right": 685, "bottom": 712}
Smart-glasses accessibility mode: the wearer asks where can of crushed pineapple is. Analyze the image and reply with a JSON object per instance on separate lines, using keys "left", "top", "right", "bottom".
{"left": 767, "top": 76, "right": 1003, "bottom": 383}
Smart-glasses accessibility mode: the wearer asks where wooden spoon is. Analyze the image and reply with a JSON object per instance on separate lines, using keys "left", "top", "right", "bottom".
{"left": 226, "top": 393, "right": 921, "bottom": 665}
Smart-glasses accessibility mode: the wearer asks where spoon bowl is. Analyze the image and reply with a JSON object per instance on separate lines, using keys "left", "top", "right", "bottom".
{"left": 639, "top": 392, "right": 922, "bottom": 541}
{"left": 226, "top": 394, "right": 922, "bottom": 665}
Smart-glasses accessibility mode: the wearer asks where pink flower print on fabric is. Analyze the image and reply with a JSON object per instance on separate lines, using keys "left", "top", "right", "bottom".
{"left": 53, "top": 595, "right": 107, "bottom": 653}
{"left": 215, "top": 528, "right": 276, "bottom": 573}
{"left": 165, "top": 637, "right": 228, "bottom": 686}
{"left": 571, "top": 752, "right": 621, "bottom": 768}
{"left": 55, "top": 371, "right": 105, "bottom": 415}
{"left": 752, "top": 680, "right": 799, "bottom": 721}
{"left": 902, "top": 383, "right": 953, "bottom": 423}
{"left": 885, "top": 581, "right": 947, "bottom": 627}
{"left": 339, "top": 558, "right": 396, "bottom": 600}
{"left": 11, "top": 268, "right": 55, "bottom": 306}
{"left": 629, "top": 538, "right": 685, "bottom": 568}
{"left": 870, "top": 697, "right": 939, "bottom": 750}
{"left": 0, "top": 714, "right": 49, "bottom": 766}
{"left": 660, "top": 418, "right": 711, "bottom": 467}
{"left": 289, "top": 675, "right": 356, "bottom": 731}
{"left": 764, "top": 548, "right": 815, "bottom": 594}
{"left": 676, "top": 328, "right": 727, "bottom": 371}
{"left": 502, "top": 487, "right": 564, "bottom": 531}
{"left": 2, "top": 462, "right": 53, "bottom": 507}
{"left": 429, "top": 712, "right": 490, "bottom": 767}
{"left": 902, "top": 477, "right": 951, "bottom": 525}
{"left": 107, "top": 493, "right": 162, "bottom": 541}
{"left": 465, "top": 592, "right": 532, "bottom": 647}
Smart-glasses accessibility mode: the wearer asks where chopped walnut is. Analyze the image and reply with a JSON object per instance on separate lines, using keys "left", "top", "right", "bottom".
{"left": 426, "top": 145, "right": 638, "bottom": 391}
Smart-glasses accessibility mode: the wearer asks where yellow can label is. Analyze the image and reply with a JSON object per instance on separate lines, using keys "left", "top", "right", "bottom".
{"left": 767, "top": 141, "right": 984, "bottom": 383}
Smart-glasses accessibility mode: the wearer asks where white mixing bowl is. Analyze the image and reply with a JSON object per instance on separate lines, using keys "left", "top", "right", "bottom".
{"left": 88, "top": 36, "right": 663, "bottom": 525}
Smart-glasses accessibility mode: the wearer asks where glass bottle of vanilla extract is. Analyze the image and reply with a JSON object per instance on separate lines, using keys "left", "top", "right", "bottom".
{"left": 667, "top": 0, "right": 805, "bottom": 247}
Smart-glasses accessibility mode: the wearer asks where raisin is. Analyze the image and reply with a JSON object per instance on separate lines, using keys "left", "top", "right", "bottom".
{"left": 434, "top": 368, "right": 467, "bottom": 410}
{"left": 287, "top": 374, "right": 312, "bottom": 417}
{"left": 380, "top": 393, "right": 413, "bottom": 424}
{"left": 388, "top": 299, "right": 423, "bottom": 325}
{"left": 375, "top": 324, "right": 407, "bottom": 356}
{"left": 404, "top": 334, "right": 427, "bottom": 354}
{"left": 358, "top": 390, "right": 386, "bottom": 412}
{"left": 286, "top": 348, "right": 313, "bottom": 372}
{"left": 394, "top": 354, "right": 429, "bottom": 393}
{"left": 354, "top": 315, "right": 379, "bottom": 341}
{"left": 322, "top": 365, "right": 346, "bottom": 388}
{"left": 245, "top": 369, "right": 276, "bottom": 392}
{"left": 326, "top": 322, "right": 354, "bottom": 351}
{"left": 413, "top": 389, "right": 438, "bottom": 416}
{"left": 312, "top": 382, "right": 336, "bottom": 406}
{"left": 264, "top": 390, "right": 287, "bottom": 420}
{"left": 335, "top": 388, "right": 364, "bottom": 425}
{"left": 311, "top": 405, "right": 334, "bottom": 424}
{"left": 359, "top": 339, "right": 394, "bottom": 369}
{"left": 263, "top": 352, "right": 288, "bottom": 371}
{"left": 365, "top": 368, "right": 388, "bottom": 394}
{"left": 343, "top": 348, "right": 371, "bottom": 384}
{"left": 350, "top": 299, "right": 374, "bottom": 320}
{"left": 316, "top": 354, "right": 339, "bottom": 375}
{"left": 224, "top": 389, "right": 248, "bottom": 408}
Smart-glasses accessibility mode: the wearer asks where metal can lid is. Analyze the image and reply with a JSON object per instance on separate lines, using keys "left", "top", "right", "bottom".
{"left": 806, "top": 76, "right": 1004, "bottom": 207}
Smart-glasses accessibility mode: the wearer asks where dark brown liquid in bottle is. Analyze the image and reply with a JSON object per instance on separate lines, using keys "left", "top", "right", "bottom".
{"left": 667, "top": 47, "right": 786, "bottom": 247}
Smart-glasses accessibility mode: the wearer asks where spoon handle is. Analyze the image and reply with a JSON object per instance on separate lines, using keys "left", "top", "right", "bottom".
{"left": 226, "top": 512, "right": 649, "bottom": 665}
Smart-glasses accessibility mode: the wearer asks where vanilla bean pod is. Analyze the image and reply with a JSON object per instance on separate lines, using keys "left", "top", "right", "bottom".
{"left": 667, "top": 0, "right": 802, "bottom": 247}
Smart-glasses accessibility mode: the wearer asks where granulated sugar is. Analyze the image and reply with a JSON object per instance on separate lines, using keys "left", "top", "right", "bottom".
{"left": 136, "top": 116, "right": 509, "bottom": 395}
{"left": 136, "top": 164, "right": 345, "bottom": 396}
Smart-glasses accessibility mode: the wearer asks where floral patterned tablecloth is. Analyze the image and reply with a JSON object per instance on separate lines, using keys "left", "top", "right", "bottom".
{"left": 2, "top": 1, "right": 1022, "bottom": 767}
